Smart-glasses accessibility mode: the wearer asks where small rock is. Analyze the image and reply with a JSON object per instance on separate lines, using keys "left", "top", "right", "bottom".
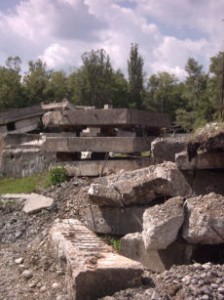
{"left": 52, "top": 282, "right": 60, "bottom": 290}
{"left": 15, "top": 257, "right": 23, "bottom": 264}
{"left": 21, "top": 270, "right": 33, "bottom": 280}
{"left": 40, "top": 286, "right": 46, "bottom": 293}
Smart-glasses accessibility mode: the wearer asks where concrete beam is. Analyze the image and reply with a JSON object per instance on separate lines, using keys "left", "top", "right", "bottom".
{"left": 176, "top": 151, "right": 224, "bottom": 170}
{"left": 49, "top": 219, "right": 143, "bottom": 299}
{"left": 52, "top": 158, "right": 151, "bottom": 177}
{"left": 0, "top": 105, "right": 44, "bottom": 125}
{"left": 43, "top": 108, "right": 170, "bottom": 129}
{"left": 44, "top": 137, "right": 153, "bottom": 153}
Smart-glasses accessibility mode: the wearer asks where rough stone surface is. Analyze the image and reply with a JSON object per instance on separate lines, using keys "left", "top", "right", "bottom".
{"left": 121, "top": 233, "right": 192, "bottom": 273}
{"left": 151, "top": 136, "right": 187, "bottom": 163}
{"left": 82, "top": 205, "right": 145, "bottom": 235}
{"left": 142, "top": 197, "right": 184, "bottom": 250}
{"left": 49, "top": 219, "right": 143, "bottom": 300}
{"left": 23, "top": 193, "right": 54, "bottom": 214}
{"left": 182, "top": 193, "right": 224, "bottom": 244}
{"left": 88, "top": 162, "right": 192, "bottom": 207}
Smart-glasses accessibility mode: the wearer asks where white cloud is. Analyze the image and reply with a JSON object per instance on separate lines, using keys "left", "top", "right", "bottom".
{"left": 0, "top": 0, "right": 223, "bottom": 79}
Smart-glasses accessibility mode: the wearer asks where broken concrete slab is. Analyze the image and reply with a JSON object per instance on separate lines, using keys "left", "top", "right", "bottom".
{"left": 121, "top": 233, "right": 192, "bottom": 273}
{"left": 82, "top": 205, "right": 145, "bottom": 235}
{"left": 88, "top": 162, "right": 192, "bottom": 207}
{"left": 48, "top": 219, "right": 143, "bottom": 300}
{"left": 52, "top": 158, "right": 151, "bottom": 177}
{"left": 142, "top": 197, "right": 184, "bottom": 250}
{"left": 42, "top": 108, "right": 170, "bottom": 129}
{"left": 23, "top": 193, "right": 54, "bottom": 214}
{"left": 151, "top": 136, "right": 187, "bottom": 163}
{"left": 176, "top": 150, "right": 224, "bottom": 170}
{"left": 182, "top": 193, "right": 224, "bottom": 244}
{"left": 44, "top": 136, "right": 154, "bottom": 153}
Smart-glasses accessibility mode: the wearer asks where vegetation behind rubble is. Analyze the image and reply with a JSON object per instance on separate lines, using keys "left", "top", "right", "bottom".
{"left": 1, "top": 46, "right": 224, "bottom": 131}
{"left": 0, "top": 168, "right": 68, "bottom": 195}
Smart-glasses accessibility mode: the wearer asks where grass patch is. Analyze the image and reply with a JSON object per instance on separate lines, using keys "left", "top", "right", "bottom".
{"left": 100, "top": 235, "right": 121, "bottom": 252}
{"left": 0, "top": 168, "right": 69, "bottom": 195}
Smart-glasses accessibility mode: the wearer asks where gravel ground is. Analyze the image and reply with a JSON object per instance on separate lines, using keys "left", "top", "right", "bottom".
{"left": 0, "top": 177, "right": 224, "bottom": 300}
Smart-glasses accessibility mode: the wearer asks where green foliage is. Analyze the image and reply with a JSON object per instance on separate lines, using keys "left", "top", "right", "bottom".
{"left": 48, "top": 167, "right": 68, "bottom": 186}
{"left": 127, "top": 43, "right": 144, "bottom": 109}
{"left": 101, "top": 235, "right": 121, "bottom": 252}
{"left": 0, "top": 174, "right": 43, "bottom": 195}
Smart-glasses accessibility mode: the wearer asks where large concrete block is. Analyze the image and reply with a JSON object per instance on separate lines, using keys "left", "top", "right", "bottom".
{"left": 13, "top": 117, "right": 41, "bottom": 133}
{"left": 176, "top": 150, "right": 224, "bottom": 170}
{"left": 82, "top": 205, "right": 145, "bottom": 235}
{"left": 43, "top": 108, "right": 170, "bottom": 128}
{"left": 88, "top": 162, "right": 192, "bottom": 207}
{"left": 49, "top": 219, "right": 143, "bottom": 300}
{"left": 44, "top": 136, "right": 153, "bottom": 153}
{"left": 151, "top": 136, "right": 187, "bottom": 163}
{"left": 52, "top": 158, "right": 151, "bottom": 177}
{"left": 121, "top": 233, "right": 192, "bottom": 273}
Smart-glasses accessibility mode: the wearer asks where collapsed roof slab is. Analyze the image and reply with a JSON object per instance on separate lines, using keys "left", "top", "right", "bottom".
{"left": 43, "top": 108, "right": 170, "bottom": 129}
{"left": 44, "top": 136, "right": 153, "bottom": 153}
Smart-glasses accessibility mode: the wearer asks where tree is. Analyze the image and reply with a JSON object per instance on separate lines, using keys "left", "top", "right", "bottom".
{"left": 127, "top": 43, "right": 144, "bottom": 109}
{"left": 23, "top": 59, "right": 51, "bottom": 104}
{"left": 68, "top": 49, "right": 114, "bottom": 107}
{"left": 145, "top": 72, "right": 184, "bottom": 119}
{"left": 45, "top": 71, "right": 68, "bottom": 102}
{"left": 0, "top": 57, "right": 24, "bottom": 109}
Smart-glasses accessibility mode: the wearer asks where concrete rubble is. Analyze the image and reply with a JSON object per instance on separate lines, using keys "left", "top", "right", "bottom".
{"left": 88, "top": 162, "right": 192, "bottom": 207}
{"left": 182, "top": 193, "right": 224, "bottom": 244}
{"left": 142, "top": 197, "right": 184, "bottom": 250}
{"left": 48, "top": 219, "right": 143, "bottom": 300}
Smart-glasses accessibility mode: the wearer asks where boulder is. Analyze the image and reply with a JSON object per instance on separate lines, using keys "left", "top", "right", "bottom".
{"left": 182, "top": 193, "right": 224, "bottom": 244}
{"left": 121, "top": 233, "right": 192, "bottom": 273}
{"left": 88, "top": 162, "right": 192, "bottom": 207}
{"left": 82, "top": 205, "right": 145, "bottom": 235}
{"left": 142, "top": 197, "right": 184, "bottom": 250}
{"left": 48, "top": 219, "right": 143, "bottom": 300}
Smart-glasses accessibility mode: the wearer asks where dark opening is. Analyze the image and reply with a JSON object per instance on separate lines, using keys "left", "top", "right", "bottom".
{"left": 191, "top": 244, "right": 224, "bottom": 264}
{"left": 7, "top": 122, "right": 15, "bottom": 131}
{"left": 56, "top": 152, "right": 81, "bottom": 161}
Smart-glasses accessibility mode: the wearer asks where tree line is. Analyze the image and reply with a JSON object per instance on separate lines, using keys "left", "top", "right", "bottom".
{"left": 0, "top": 44, "right": 223, "bottom": 131}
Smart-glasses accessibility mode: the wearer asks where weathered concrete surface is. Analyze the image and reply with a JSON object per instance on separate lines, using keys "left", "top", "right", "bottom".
{"left": 88, "top": 162, "right": 192, "bottom": 207}
{"left": 182, "top": 193, "right": 224, "bottom": 244}
{"left": 176, "top": 151, "right": 224, "bottom": 170}
{"left": 82, "top": 205, "right": 145, "bottom": 235}
{"left": 52, "top": 158, "right": 151, "bottom": 177}
{"left": 0, "top": 105, "right": 44, "bottom": 125}
{"left": 151, "top": 136, "right": 187, "bottom": 163}
{"left": 44, "top": 136, "right": 154, "bottom": 153}
{"left": 49, "top": 219, "right": 143, "bottom": 300}
{"left": 142, "top": 197, "right": 184, "bottom": 250}
{"left": 121, "top": 233, "right": 192, "bottom": 272}
{"left": 42, "top": 99, "right": 75, "bottom": 111}
{"left": 23, "top": 193, "right": 54, "bottom": 214}
{"left": 13, "top": 117, "right": 41, "bottom": 133}
{"left": 43, "top": 108, "right": 170, "bottom": 128}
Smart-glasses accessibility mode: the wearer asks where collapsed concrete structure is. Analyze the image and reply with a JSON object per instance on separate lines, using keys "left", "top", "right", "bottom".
{"left": 0, "top": 103, "right": 170, "bottom": 177}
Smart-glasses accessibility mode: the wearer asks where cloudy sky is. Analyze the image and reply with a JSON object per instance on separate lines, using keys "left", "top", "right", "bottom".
{"left": 0, "top": 0, "right": 223, "bottom": 77}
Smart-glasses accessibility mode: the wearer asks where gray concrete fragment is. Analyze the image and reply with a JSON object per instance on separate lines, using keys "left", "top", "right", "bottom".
{"left": 23, "top": 193, "right": 54, "bottom": 214}
{"left": 44, "top": 136, "right": 153, "bottom": 153}
{"left": 176, "top": 150, "right": 224, "bottom": 170}
{"left": 121, "top": 233, "right": 192, "bottom": 272}
{"left": 82, "top": 205, "right": 145, "bottom": 235}
{"left": 88, "top": 162, "right": 192, "bottom": 207}
{"left": 151, "top": 136, "right": 187, "bottom": 163}
{"left": 142, "top": 197, "right": 184, "bottom": 250}
{"left": 182, "top": 193, "right": 224, "bottom": 244}
{"left": 48, "top": 219, "right": 143, "bottom": 300}
{"left": 52, "top": 158, "right": 151, "bottom": 177}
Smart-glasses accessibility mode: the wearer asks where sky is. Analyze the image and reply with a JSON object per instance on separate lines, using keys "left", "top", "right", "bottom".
{"left": 0, "top": 0, "right": 224, "bottom": 78}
